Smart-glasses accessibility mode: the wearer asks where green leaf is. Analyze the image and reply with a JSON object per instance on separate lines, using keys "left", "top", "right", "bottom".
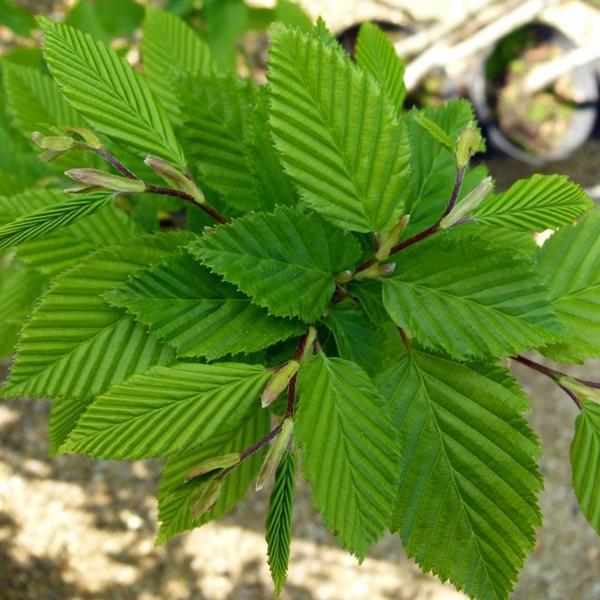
{"left": 322, "top": 300, "right": 403, "bottom": 376}
{"left": 157, "top": 408, "right": 270, "bottom": 544}
{"left": 0, "top": 188, "right": 141, "bottom": 274}
{"left": 413, "top": 111, "right": 455, "bottom": 150}
{"left": 537, "top": 210, "right": 600, "bottom": 362}
{"left": 355, "top": 22, "right": 406, "bottom": 112}
{"left": 181, "top": 74, "right": 294, "bottom": 212}
{"left": 106, "top": 251, "right": 304, "bottom": 360}
{"left": 266, "top": 449, "right": 296, "bottom": 595}
{"left": 571, "top": 399, "right": 600, "bottom": 534}
{"left": 3, "top": 63, "right": 84, "bottom": 136}
{"left": 1, "top": 233, "right": 190, "bottom": 401}
{"left": 189, "top": 207, "right": 361, "bottom": 321}
{"left": 39, "top": 17, "right": 185, "bottom": 167}
{"left": 376, "top": 348, "right": 542, "bottom": 600}
{"left": 268, "top": 24, "right": 411, "bottom": 233}
{"left": 473, "top": 175, "right": 593, "bottom": 231}
{"left": 142, "top": 6, "right": 213, "bottom": 124}
{"left": 403, "top": 101, "right": 476, "bottom": 237}
{"left": 0, "top": 261, "right": 47, "bottom": 359}
{"left": 383, "top": 235, "right": 562, "bottom": 359}
{"left": 63, "top": 361, "right": 270, "bottom": 459}
{"left": 296, "top": 354, "right": 401, "bottom": 558}
{"left": 0, "top": 191, "right": 116, "bottom": 252}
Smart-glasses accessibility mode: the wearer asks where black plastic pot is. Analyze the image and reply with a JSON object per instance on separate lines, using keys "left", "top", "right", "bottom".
{"left": 469, "top": 23, "right": 599, "bottom": 165}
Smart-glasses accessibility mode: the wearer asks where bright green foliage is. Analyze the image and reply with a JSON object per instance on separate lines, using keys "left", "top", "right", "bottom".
{"left": 180, "top": 74, "right": 294, "bottom": 212}
{"left": 537, "top": 210, "right": 600, "bottom": 361}
{"left": 190, "top": 207, "right": 361, "bottom": 321}
{"left": 571, "top": 400, "right": 600, "bottom": 534}
{"left": 355, "top": 21, "right": 406, "bottom": 111}
{"left": 63, "top": 361, "right": 270, "bottom": 459}
{"left": 0, "top": 261, "right": 46, "bottom": 359}
{"left": 39, "top": 18, "right": 185, "bottom": 166}
{"left": 322, "top": 301, "right": 402, "bottom": 376}
{"left": 383, "top": 236, "right": 562, "bottom": 359}
{"left": 473, "top": 174, "right": 593, "bottom": 231}
{"left": 106, "top": 251, "right": 303, "bottom": 360}
{"left": 404, "top": 101, "right": 477, "bottom": 233}
{"left": 268, "top": 24, "right": 411, "bottom": 233}
{"left": 0, "top": 188, "right": 141, "bottom": 274}
{"left": 0, "top": 191, "right": 115, "bottom": 251}
{"left": 266, "top": 450, "right": 296, "bottom": 595}
{"left": 2, "top": 234, "right": 188, "bottom": 400}
{"left": 296, "top": 355, "right": 401, "bottom": 558}
{"left": 3, "top": 63, "right": 83, "bottom": 135}
{"left": 142, "top": 7, "right": 213, "bottom": 124}
{"left": 377, "top": 348, "right": 543, "bottom": 599}
{"left": 0, "top": 15, "right": 599, "bottom": 600}
{"left": 157, "top": 408, "right": 270, "bottom": 544}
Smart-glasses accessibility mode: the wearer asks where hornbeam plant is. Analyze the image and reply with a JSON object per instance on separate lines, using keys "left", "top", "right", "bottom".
{"left": 0, "top": 11, "right": 598, "bottom": 599}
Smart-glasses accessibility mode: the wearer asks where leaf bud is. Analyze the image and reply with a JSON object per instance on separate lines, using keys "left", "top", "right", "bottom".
{"left": 31, "top": 132, "right": 74, "bottom": 152}
{"left": 300, "top": 326, "right": 318, "bottom": 362}
{"left": 439, "top": 176, "right": 493, "bottom": 230}
{"left": 189, "top": 478, "right": 222, "bottom": 520}
{"left": 185, "top": 452, "right": 241, "bottom": 482}
{"left": 66, "top": 127, "right": 103, "bottom": 149}
{"left": 353, "top": 261, "right": 396, "bottom": 281}
{"left": 65, "top": 168, "right": 146, "bottom": 193}
{"left": 455, "top": 122, "right": 482, "bottom": 168}
{"left": 375, "top": 215, "right": 410, "bottom": 261}
{"left": 144, "top": 156, "right": 205, "bottom": 204}
{"left": 262, "top": 360, "right": 300, "bottom": 407}
{"left": 256, "top": 418, "right": 294, "bottom": 491}
{"left": 559, "top": 377, "right": 600, "bottom": 405}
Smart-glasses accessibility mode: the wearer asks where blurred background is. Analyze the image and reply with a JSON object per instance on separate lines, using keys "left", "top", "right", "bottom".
{"left": 0, "top": 0, "right": 599, "bottom": 598}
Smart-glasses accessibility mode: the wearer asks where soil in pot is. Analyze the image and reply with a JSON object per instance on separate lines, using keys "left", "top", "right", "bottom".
{"left": 485, "top": 26, "right": 579, "bottom": 159}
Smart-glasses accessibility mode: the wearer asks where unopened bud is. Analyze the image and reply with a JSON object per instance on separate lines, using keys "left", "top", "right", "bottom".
{"left": 335, "top": 270, "right": 353, "bottom": 284}
{"left": 559, "top": 377, "right": 600, "bottom": 404}
{"left": 65, "top": 168, "right": 146, "bottom": 193}
{"left": 353, "top": 261, "right": 396, "bottom": 281}
{"left": 66, "top": 128, "right": 103, "bottom": 149}
{"left": 256, "top": 418, "right": 294, "bottom": 491}
{"left": 185, "top": 452, "right": 240, "bottom": 482}
{"left": 190, "top": 478, "right": 222, "bottom": 520}
{"left": 300, "top": 326, "right": 318, "bottom": 362}
{"left": 376, "top": 215, "right": 410, "bottom": 261}
{"left": 439, "top": 176, "right": 493, "bottom": 230}
{"left": 262, "top": 360, "right": 300, "bottom": 408}
{"left": 32, "top": 132, "right": 74, "bottom": 155}
{"left": 145, "top": 156, "right": 205, "bottom": 204}
{"left": 455, "top": 122, "right": 483, "bottom": 168}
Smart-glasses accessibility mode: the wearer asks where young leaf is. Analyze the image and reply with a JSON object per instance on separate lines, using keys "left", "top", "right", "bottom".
{"left": 0, "top": 262, "right": 47, "bottom": 360}
{"left": 38, "top": 17, "right": 185, "bottom": 167}
{"left": 1, "top": 233, "right": 190, "bottom": 401}
{"left": 62, "top": 361, "right": 270, "bottom": 459}
{"left": 472, "top": 175, "right": 593, "bottom": 231}
{"left": 377, "top": 348, "right": 543, "bottom": 600}
{"left": 0, "top": 188, "right": 141, "bottom": 274}
{"left": 296, "top": 355, "right": 401, "bottom": 559}
{"left": 571, "top": 399, "right": 600, "bottom": 534}
{"left": 0, "top": 191, "right": 115, "bottom": 252}
{"left": 322, "top": 300, "right": 403, "bottom": 376}
{"left": 106, "top": 251, "right": 304, "bottom": 360}
{"left": 157, "top": 408, "right": 270, "bottom": 544}
{"left": 537, "top": 210, "right": 600, "bottom": 362}
{"left": 403, "top": 101, "right": 477, "bottom": 237}
{"left": 382, "top": 235, "right": 562, "bottom": 359}
{"left": 266, "top": 450, "right": 296, "bottom": 595}
{"left": 355, "top": 22, "right": 406, "bottom": 112}
{"left": 142, "top": 6, "right": 213, "bottom": 124}
{"left": 189, "top": 207, "right": 361, "bottom": 321}
{"left": 268, "top": 24, "right": 411, "bottom": 233}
